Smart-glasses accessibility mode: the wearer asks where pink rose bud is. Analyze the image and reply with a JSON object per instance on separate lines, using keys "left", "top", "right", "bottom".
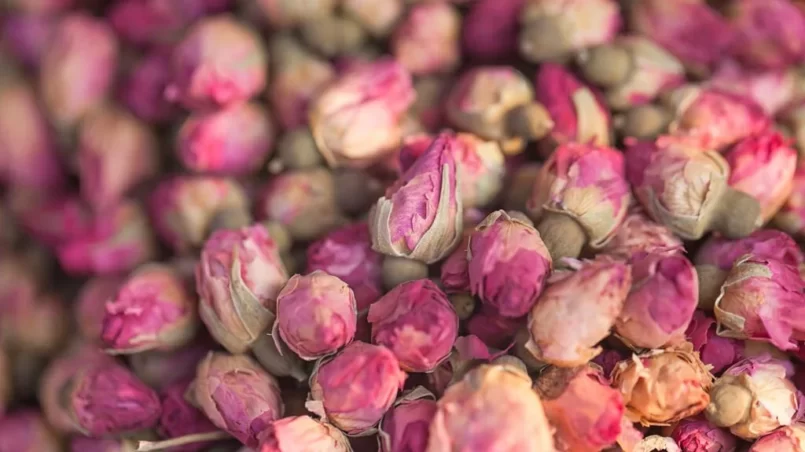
{"left": 466, "top": 306, "right": 524, "bottom": 350}
{"left": 307, "top": 342, "right": 406, "bottom": 435}
{"left": 665, "top": 86, "right": 770, "bottom": 152}
{"left": 601, "top": 210, "right": 683, "bottom": 259}
{"left": 378, "top": 387, "right": 437, "bottom": 452}
{"left": 671, "top": 416, "right": 738, "bottom": 452}
{"left": 70, "top": 437, "right": 138, "bottom": 452}
{"left": 428, "top": 363, "right": 555, "bottom": 451}
{"left": 462, "top": 0, "right": 523, "bottom": 62}
{"left": 306, "top": 222, "right": 383, "bottom": 312}
{"left": 274, "top": 271, "right": 357, "bottom": 360}
{"left": 39, "top": 13, "right": 118, "bottom": 129}
{"left": 748, "top": 424, "right": 805, "bottom": 451}
{"left": 309, "top": 59, "right": 414, "bottom": 168}
{"left": 706, "top": 355, "right": 801, "bottom": 439}
{"left": 57, "top": 200, "right": 157, "bottom": 275}
{"left": 626, "top": 137, "right": 762, "bottom": 240}
{"left": 466, "top": 210, "right": 551, "bottom": 317}
{"left": 774, "top": 164, "right": 805, "bottom": 239}
{"left": 612, "top": 344, "right": 713, "bottom": 426}
{"left": 368, "top": 279, "right": 458, "bottom": 372}
{"left": 195, "top": 352, "right": 284, "bottom": 448}
{"left": 77, "top": 104, "right": 160, "bottom": 209}
{"left": 118, "top": 47, "right": 179, "bottom": 123}
{"left": 630, "top": 0, "right": 737, "bottom": 72}
{"left": 391, "top": 3, "right": 461, "bottom": 76}
{"left": 148, "top": 176, "right": 250, "bottom": 252}
{"left": 728, "top": 0, "right": 805, "bottom": 70}
{"left": 197, "top": 225, "right": 289, "bottom": 354}
{"left": 130, "top": 339, "right": 212, "bottom": 390}
{"left": 2, "top": 13, "right": 56, "bottom": 70}
{"left": 686, "top": 311, "right": 744, "bottom": 375}
{"left": 159, "top": 380, "right": 219, "bottom": 452}
{"left": 709, "top": 60, "right": 797, "bottom": 115}
{"left": 0, "top": 410, "right": 63, "bottom": 452}
{"left": 519, "top": 0, "right": 621, "bottom": 63}
{"left": 527, "top": 256, "right": 631, "bottom": 367}
{"left": 258, "top": 415, "right": 351, "bottom": 452}
{"left": 369, "top": 131, "right": 463, "bottom": 264}
{"left": 440, "top": 232, "right": 471, "bottom": 295}
{"left": 529, "top": 142, "right": 630, "bottom": 259}
{"left": 75, "top": 276, "right": 124, "bottom": 343}
{"left": 108, "top": 0, "right": 233, "bottom": 47}
{"left": 0, "top": 79, "right": 65, "bottom": 190}
{"left": 166, "top": 15, "right": 267, "bottom": 110}
{"left": 177, "top": 102, "right": 275, "bottom": 175}
{"left": 255, "top": 0, "right": 336, "bottom": 29}
{"left": 714, "top": 255, "right": 805, "bottom": 351}
{"left": 6, "top": 190, "right": 89, "bottom": 246}
{"left": 534, "top": 63, "right": 611, "bottom": 147}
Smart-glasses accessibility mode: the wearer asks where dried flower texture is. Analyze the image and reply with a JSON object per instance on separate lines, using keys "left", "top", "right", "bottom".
{"left": 378, "top": 387, "right": 437, "bottom": 452}
{"left": 462, "top": 0, "right": 523, "bottom": 61}
{"left": 709, "top": 60, "right": 797, "bottom": 115}
{"left": 119, "top": 47, "right": 178, "bottom": 124}
{"left": 440, "top": 232, "right": 471, "bottom": 295}
{"left": 687, "top": 311, "right": 744, "bottom": 375}
{"left": 671, "top": 416, "right": 738, "bottom": 452}
{"left": 748, "top": 423, "right": 805, "bottom": 451}
{"left": 392, "top": 2, "right": 461, "bottom": 75}
{"left": 774, "top": 164, "right": 805, "bottom": 239}
{"left": 601, "top": 210, "right": 683, "bottom": 259}
{"left": 258, "top": 415, "right": 351, "bottom": 452}
{"left": 728, "top": 0, "right": 805, "bottom": 70}
{"left": 696, "top": 230, "right": 804, "bottom": 272}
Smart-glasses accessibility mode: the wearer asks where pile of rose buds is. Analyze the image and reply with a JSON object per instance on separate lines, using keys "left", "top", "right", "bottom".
{"left": 12, "top": 1, "right": 805, "bottom": 452}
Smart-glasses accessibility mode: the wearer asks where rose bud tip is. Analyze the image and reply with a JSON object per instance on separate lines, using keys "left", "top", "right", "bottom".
{"left": 535, "top": 212, "right": 586, "bottom": 261}
{"left": 381, "top": 256, "right": 430, "bottom": 291}
{"left": 505, "top": 102, "right": 554, "bottom": 141}
{"left": 578, "top": 44, "right": 632, "bottom": 89}
{"left": 711, "top": 188, "right": 763, "bottom": 238}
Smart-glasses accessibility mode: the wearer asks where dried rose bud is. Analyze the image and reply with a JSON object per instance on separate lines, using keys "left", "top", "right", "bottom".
{"left": 727, "top": 0, "right": 805, "bottom": 70}
{"left": 709, "top": 60, "right": 797, "bottom": 115}
{"left": 440, "top": 233, "right": 471, "bottom": 295}
{"left": 602, "top": 210, "right": 683, "bottom": 259}
{"left": 391, "top": 3, "right": 460, "bottom": 75}
{"left": 251, "top": 333, "right": 308, "bottom": 382}
{"left": 197, "top": 225, "right": 288, "bottom": 354}
{"left": 627, "top": 137, "right": 762, "bottom": 240}
{"left": 149, "top": 176, "right": 250, "bottom": 252}
{"left": 378, "top": 387, "right": 436, "bottom": 452}
{"left": 255, "top": 0, "right": 336, "bottom": 29}
{"left": 529, "top": 142, "right": 629, "bottom": 259}
{"left": 466, "top": 306, "right": 524, "bottom": 350}
{"left": 306, "top": 222, "right": 383, "bottom": 312}
{"left": 307, "top": 342, "right": 406, "bottom": 435}
{"left": 706, "top": 355, "right": 801, "bottom": 439}
{"left": 612, "top": 344, "right": 713, "bottom": 426}
{"left": 39, "top": 13, "right": 118, "bottom": 129}
{"left": 671, "top": 416, "right": 738, "bottom": 452}
{"left": 634, "top": 436, "right": 680, "bottom": 452}
{"left": 258, "top": 415, "right": 351, "bottom": 452}
{"left": 749, "top": 423, "right": 805, "bottom": 451}
{"left": 527, "top": 256, "right": 630, "bottom": 367}
{"left": 195, "top": 352, "right": 283, "bottom": 448}
{"left": 714, "top": 255, "right": 805, "bottom": 351}
{"left": 159, "top": 380, "right": 219, "bottom": 452}
{"left": 119, "top": 47, "right": 177, "bottom": 124}
{"left": 57, "top": 200, "right": 157, "bottom": 275}
{"left": 166, "top": 15, "right": 267, "bottom": 110}
{"left": 75, "top": 277, "right": 124, "bottom": 343}
{"left": 0, "top": 410, "right": 63, "bottom": 452}
{"left": 428, "top": 363, "right": 554, "bottom": 451}
{"left": 774, "top": 164, "right": 805, "bottom": 239}
{"left": 368, "top": 279, "right": 458, "bottom": 372}
{"left": 309, "top": 59, "right": 414, "bottom": 168}
{"left": 369, "top": 131, "right": 463, "bottom": 264}
{"left": 2, "top": 13, "right": 56, "bottom": 70}
{"left": 130, "top": 339, "right": 211, "bottom": 390}
{"left": 9, "top": 191, "right": 91, "bottom": 250}
{"left": 686, "top": 311, "right": 744, "bottom": 375}
{"left": 519, "top": 0, "right": 621, "bottom": 63}
{"left": 462, "top": 0, "right": 523, "bottom": 62}
{"left": 108, "top": 0, "right": 232, "bottom": 47}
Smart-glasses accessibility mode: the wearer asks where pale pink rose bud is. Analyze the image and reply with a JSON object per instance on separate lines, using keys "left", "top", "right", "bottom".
{"left": 159, "top": 380, "right": 219, "bottom": 452}
{"left": 307, "top": 342, "right": 407, "bottom": 435}
{"left": 70, "top": 437, "right": 138, "bottom": 452}
{"left": 2, "top": 13, "right": 56, "bottom": 70}
{"left": 118, "top": 47, "right": 178, "bottom": 124}
{"left": 527, "top": 256, "right": 630, "bottom": 367}
{"left": 627, "top": 137, "right": 762, "bottom": 240}
{"left": 130, "top": 339, "right": 211, "bottom": 390}
{"left": 75, "top": 276, "right": 124, "bottom": 343}
{"left": 686, "top": 311, "right": 744, "bottom": 375}
{"left": 391, "top": 3, "right": 461, "bottom": 76}
{"left": 519, "top": 0, "right": 621, "bottom": 63}
{"left": 709, "top": 60, "right": 797, "bottom": 115}
{"left": 427, "top": 363, "right": 554, "bottom": 451}
{"left": 601, "top": 210, "right": 683, "bottom": 259}
{"left": 534, "top": 63, "right": 611, "bottom": 147}
{"left": 671, "top": 416, "right": 738, "bottom": 452}
{"left": 274, "top": 271, "right": 357, "bottom": 360}
{"left": 612, "top": 344, "right": 713, "bottom": 426}
{"left": 369, "top": 131, "right": 463, "bottom": 264}
{"left": 462, "top": 0, "right": 523, "bottom": 62}
{"left": 630, "top": 0, "right": 737, "bottom": 72}
{"left": 466, "top": 210, "right": 551, "bottom": 317}
{"left": 309, "top": 59, "right": 414, "bottom": 168}
{"left": 378, "top": 387, "right": 437, "bottom": 452}
{"left": 749, "top": 423, "right": 805, "bottom": 451}
{"left": 108, "top": 0, "right": 233, "bottom": 47}
{"left": 706, "top": 355, "right": 801, "bottom": 439}
{"left": 39, "top": 13, "right": 118, "bottom": 129}
{"left": 342, "top": 0, "right": 403, "bottom": 38}
{"left": 255, "top": 0, "right": 336, "bottom": 29}
{"left": 0, "top": 410, "right": 63, "bottom": 452}
{"left": 774, "top": 164, "right": 805, "bottom": 239}
{"left": 714, "top": 255, "right": 805, "bottom": 351}
{"left": 0, "top": 80, "right": 65, "bottom": 190}
{"left": 529, "top": 142, "right": 630, "bottom": 259}
{"left": 3, "top": 0, "right": 73, "bottom": 13}
{"left": 148, "top": 176, "right": 250, "bottom": 252}
{"left": 77, "top": 104, "right": 160, "bottom": 209}
{"left": 197, "top": 225, "right": 289, "bottom": 354}
{"left": 466, "top": 306, "right": 524, "bottom": 350}
{"left": 440, "top": 233, "right": 470, "bottom": 294}
{"left": 166, "top": 15, "right": 267, "bottom": 110}
{"left": 306, "top": 222, "right": 383, "bottom": 312}
{"left": 255, "top": 168, "right": 346, "bottom": 241}
{"left": 696, "top": 230, "right": 804, "bottom": 272}
{"left": 368, "top": 279, "right": 458, "bottom": 372}
{"left": 724, "top": 131, "right": 797, "bottom": 221}
{"left": 615, "top": 252, "right": 698, "bottom": 349}
{"left": 258, "top": 415, "right": 351, "bottom": 452}
{"left": 57, "top": 200, "right": 157, "bottom": 275}
{"left": 728, "top": 0, "right": 805, "bottom": 70}
{"left": 195, "top": 352, "right": 284, "bottom": 448}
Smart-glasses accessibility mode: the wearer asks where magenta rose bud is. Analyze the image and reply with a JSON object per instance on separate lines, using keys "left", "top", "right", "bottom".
{"left": 274, "top": 271, "right": 357, "bottom": 360}
{"left": 118, "top": 47, "right": 178, "bottom": 124}
{"left": 535, "top": 63, "right": 611, "bottom": 147}
{"left": 77, "top": 104, "right": 160, "bottom": 209}
{"left": 748, "top": 424, "right": 805, "bottom": 451}
{"left": 159, "top": 380, "right": 219, "bottom": 452}
{"left": 709, "top": 61, "right": 797, "bottom": 115}
{"left": 462, "top": 0, "right": 523, "bottom": 62}
{"left": 369, "top": 131, "right": 463, "bottom": 264}
{"left": 686, "top": 311, "right": 744, "bottom": 375}
{"left": 306, "top": 222, "right": 383, "bottom": 312}
{"left": 696, "top": 230, "right": 804, "bottom": 272}
{"left": 601, "top": 210, "right": 683, "bottom": 259}
{"left": 465, "top": 210, "right": 551, "bottom": 318}
{"left": 672, "top": 416, "right": 738, "bottom": 452}
{"left": 307, "top": 342, "right": 407, "bottom": 435}
{"left": 378, "top": 388, "right": 437, "bottom": 452}
{"left": 440, "top": 233, "right": 471, "bottom": 294}
{"left": 195, "top": 352, "right": 284, "bottom": 448}
{"left": 391, "top": 2, "right": 461, "bottom": 76}
{"left": 166, "top": 15, "right": 267, "bottom": 110}
{"left": 309, "top": 59, "right": 414, "bottom": 168}
{"left": 2, "top": 13, "right": 56, "bottom": 70}
{"left": 614, "top": 252, "right": 698, "bottom": 349}
{"left": 197, "top": 224, "right": 289, "bottom": 354}
{"left": 728, "top": 0, "right": 805, "bottom": 70}
{"left": 258, "top": 416, "right": 350, "bottom": 452}
{"left": 177, "top": 102, "right": 275, "bottom": 175}
{"left": 368, "top": 279, "right": 458, "bottom": 372}
{"left": 0, "top": 410, "right": 63, "bottom": 452}
{"left": 39, "top": 13, "right": 118, "bottom": 129}
{"left": 75, "top": 276, "right": 124, "bottom": 342}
